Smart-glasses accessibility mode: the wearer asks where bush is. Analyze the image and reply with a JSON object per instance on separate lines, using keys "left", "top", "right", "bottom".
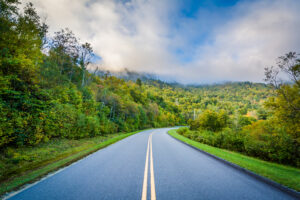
{"left": 177, "top": 127, "right": 189, "bottom": 135}
{"left": 76, "top": 114, "right": 101, "bottom": 138}
{"left": 243, "top": 121, "right": 299, "bottom": 166}
{"left": 188, "top": 110, "right": 229, "bottom": 132}
{"left": 179, "top": 118, "right": 299, "bottom": 167}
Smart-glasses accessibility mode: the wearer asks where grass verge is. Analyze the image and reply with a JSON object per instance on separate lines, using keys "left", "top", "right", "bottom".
{"left": 0, "top": 130, "right": 143, "bottom": 197}
{"left": 168, "top": 129, "right": 300, "bottom": 192}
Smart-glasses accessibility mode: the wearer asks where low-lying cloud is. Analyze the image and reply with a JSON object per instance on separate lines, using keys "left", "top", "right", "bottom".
{"left": 23, "top": 0, "right": 300, "bottom": 84}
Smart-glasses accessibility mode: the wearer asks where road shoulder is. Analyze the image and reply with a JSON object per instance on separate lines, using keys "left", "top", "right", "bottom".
{"left": 168, "top": 129, "right": 300, "bottom": 198}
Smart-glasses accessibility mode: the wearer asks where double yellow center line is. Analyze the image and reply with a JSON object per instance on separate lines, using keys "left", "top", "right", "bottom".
{"left": 141, "top": 133, "right": 156, "bottom": 200}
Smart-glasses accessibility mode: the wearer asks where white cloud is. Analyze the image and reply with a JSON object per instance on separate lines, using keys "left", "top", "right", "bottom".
{"left": 22, "top": 0, "right": 300, "bottom": 83}
{"left": 23, "top": 0, "right": 176, "bottom": 72}
{"left": 174, "top": 0, "right": 300, "bottom": 83}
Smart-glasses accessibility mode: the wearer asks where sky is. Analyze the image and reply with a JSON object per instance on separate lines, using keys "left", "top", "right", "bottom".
{"left": 22, "top": 0, "right": 300, "bottom": 84}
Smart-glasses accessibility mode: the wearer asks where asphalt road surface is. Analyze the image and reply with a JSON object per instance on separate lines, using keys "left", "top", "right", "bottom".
{"left": 7, "top": 128, "right": 297, "bottom": 200}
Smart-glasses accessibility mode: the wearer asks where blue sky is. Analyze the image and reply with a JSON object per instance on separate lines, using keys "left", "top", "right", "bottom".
{"left": 25, "top": 0, "right": 300, "bottom": 83}
{"left": 170, "top": 0, "right": 242, "bottom": 63}
{"left": 180, "top": 0, "right": 240, "bottom": 16}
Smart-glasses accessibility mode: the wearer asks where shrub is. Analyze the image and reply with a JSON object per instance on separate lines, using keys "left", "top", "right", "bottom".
{"left": 188, "top": 110, "right": 229, "bottom": 132}
{"left": 177, "top": 127, "right": 189, "bottom": 135}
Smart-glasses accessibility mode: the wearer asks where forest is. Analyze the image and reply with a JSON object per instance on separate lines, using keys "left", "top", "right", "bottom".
{"left": 177, "top": 54, "right": 300, "bottom": 167}
{"left": 0, "top": 0, "right": 299, "bottom": 176}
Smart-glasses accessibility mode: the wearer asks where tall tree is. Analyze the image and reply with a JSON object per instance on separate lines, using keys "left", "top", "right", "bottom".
{"left": 51, "top": 28, "right": 79, "bottom": 79}
{"left": 264, "top": 52, "right": 300, "bottom": 112}
{"left": 79, "top": 42, "right": 93, "bottom": 86}
{"left": 264, "top": 52, "right": 300, "bottom": 144}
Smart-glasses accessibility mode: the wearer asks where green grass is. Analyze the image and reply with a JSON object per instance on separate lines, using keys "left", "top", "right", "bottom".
{"left": 168, "top": 129, "right": 300, "bottom": 192}
{"left": 0, "top": 130, "right": 143, "bottom": 196}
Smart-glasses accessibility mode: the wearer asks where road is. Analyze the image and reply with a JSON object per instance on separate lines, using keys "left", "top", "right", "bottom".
{"left": 7, "top": 128, "right": 297, "bottom": 200}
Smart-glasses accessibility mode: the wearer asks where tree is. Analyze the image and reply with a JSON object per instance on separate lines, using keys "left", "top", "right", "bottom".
{"left": 0, "top": 1, "right": 46, "bottom": 87}
{"left": 51, "top": 28, "right": 79, "bottom": 80}
{"left": 0, "top": 0, "right": 48, "bottom": 147}
{"left": 264, "top": 52, "right": 300, "bottom": 112}
{"left": 189, "top": 109, "right": 229, "bottom": 132}
{"left": 136, "top": 78, "right": 142, "bottom": 87}
{"left": 79, "top": 42, "right": 93, "bottom": 87}
{"left": 264, "top": 52, "right": 300, "bottom": 148}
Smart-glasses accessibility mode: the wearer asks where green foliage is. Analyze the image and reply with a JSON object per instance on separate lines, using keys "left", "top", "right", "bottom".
{"left": 179, "top": 107, "right": 299, "bottom": 167}
{"left": 264, "top": 84, "right": 300, "bottom": 143}
{"left": 178, "top": 127, "right": 245, "bottom": 153}
{"left": 243, "top": 120, "right": 298, "bottom": 166}
{"left": 188, "top": 110, "right": 229, "bottom": 132}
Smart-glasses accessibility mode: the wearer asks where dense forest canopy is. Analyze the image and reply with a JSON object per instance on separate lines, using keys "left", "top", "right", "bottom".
{"left": 0, "top": 0, "right": 299, "bottom": 168}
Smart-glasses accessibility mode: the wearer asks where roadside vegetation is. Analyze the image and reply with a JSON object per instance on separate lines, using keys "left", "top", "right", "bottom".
{"left": 0, "top": 130, "right": 141, "bottom": 196}
{"left": 168, "top": 129, "right": 300, "bottom": 191}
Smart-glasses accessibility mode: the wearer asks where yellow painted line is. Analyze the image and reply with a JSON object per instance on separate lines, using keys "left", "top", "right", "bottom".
{"left": 141, "top": 135, "right": 151, "bottom": 200}
{"left": 141, "top": 133, "right": 157, "bottom": 200}
{"left": 150, "top": 134, "right": 156, "bottom": 200}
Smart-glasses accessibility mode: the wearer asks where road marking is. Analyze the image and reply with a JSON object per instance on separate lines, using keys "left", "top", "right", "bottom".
{"left": 141, "top": 134, "right": 150, "bottom": 200}
{"left": 150, "top": 134, "right": 156, "bottom": 200}
{"left": 141, "top": 133, "right": 156, "bottom": 200}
